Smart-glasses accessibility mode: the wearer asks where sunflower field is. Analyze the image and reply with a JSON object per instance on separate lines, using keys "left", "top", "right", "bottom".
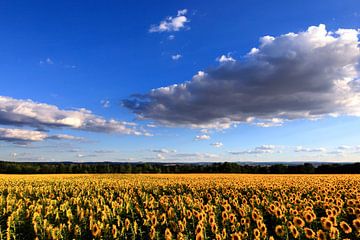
{"left": 0, "top": 174, "right": 359, "bottom": 240}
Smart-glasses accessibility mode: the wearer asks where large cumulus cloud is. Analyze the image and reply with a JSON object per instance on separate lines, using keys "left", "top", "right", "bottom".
{"left": 124, "top": 24, "right": 360, "bottom": 128}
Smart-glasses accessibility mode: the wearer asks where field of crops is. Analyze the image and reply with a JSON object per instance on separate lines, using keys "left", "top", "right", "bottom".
{"left": 0, "top": 174, "right": 360, "bottom": 240}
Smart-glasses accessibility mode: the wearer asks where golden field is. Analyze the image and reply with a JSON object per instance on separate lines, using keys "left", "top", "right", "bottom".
{"left": 0, "top": 174, "right": 360, "bottom": 240}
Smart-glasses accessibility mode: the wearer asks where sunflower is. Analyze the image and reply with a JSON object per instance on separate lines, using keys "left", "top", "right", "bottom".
{"left": 253, "top": 228, "right": 261, "bottom": 239}
{"left": 195, "top": 232, "right": 204, "bottom": 240}
{"left": 91, "top": 223, "right": 101, "bottom": 238}
{"left": 151, "top": 215, "right": 157, "bottom": 226}
{"left": 177, "top": 232, "right": 185, "bottom": 240}
{"left": 340, "top": 221, "right": 352, "bottom": 234}
{"left": 293, "top": 216, "right": 305, "bottom": 228}
{"left": 211, "top": 223, "right": 218, "bottom": 233}
{"left": 329, "top": 227, "right": 339, "bottom": 239}
{"left": 178, "top": 221, "right": 185, "bottom": 232}
{"left": 316, "top": 229, "right": 326, "bottom": 240}
{"left": 149, "top": 226, "right": 156, "bottom": 240}
{"left": 221, "top": 228, "right": 227, "bottom": 239}
{"left": 303, "top": 211, "right": 315, "bottom": 223}
{"left": 160, "top": 213, "right": 167, "bottom": 225}
{"left": 322, "top": 218, "right": 333, "bottom": 231}
{"left": 231, "top": 233, "right": 241, "bottom": 240}
{"left": 275, "top": 225, "right": 285, "bottom": 237}
{"left": 353, "top": 218, "right": 360, "bottom": 231}
{"left": 195, "top": 224, "right": 203, "bottom": 235}
{"left": 165, "top": 228, "right": 172, "bottom": 240}
{"left": 290, "top": 225, "right": 299, "bottom": 239}
{"left": 229, "top": 213, "right": 236, "bottom": 223}
{"left": 186, "top": 210, "right": 192, "bottom": 219}
{"left": 125, "top": 218, "right": 131, "bottom": 231}
{"left": 275, "top": 208, "right": 283, "bottom": 218}
{"left": 111, "top": 224, "right": 117, "bottom": 238}
{"left": 304, "top": 227, "right": 316, "bottom": 239}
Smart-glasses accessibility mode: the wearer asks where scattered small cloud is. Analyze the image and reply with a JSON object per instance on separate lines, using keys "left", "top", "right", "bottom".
{"left": 76, "top": 153, "right": 97, "bottom": 158}
{"left": 254, "top": 118, "right": 284, "bottom": 127}
{"left": 229, "top": 145, "right": 277, "bottom": 155}
{"left": 64, "top": 65, "right": 77, "bottom": 69}
{"left": 338, "top": 145, "right": 352, "bottom": 150}
{"left": 68, "top": 149, "right": 81, "bottom": 153}
{"left": 194, "top": 134, "right": 211, "bottom": 141}
{"left": 168, "top": 35, "right": 175, "bottom": 40}
{"left": 216, "top": 54, "right": 235, "bottom": 63}
{"left": 152, "top": 148, "right": 177, "bottom": 154}
{"left": 171, "top": 54, "right": 182, "bottom": 60}
{"left": 211, "top": 142, "right": 223, "bottom": 148}
{"left": 39, "top": 57, "right": 77, "bottom": 69}
{"left": 327, "top": 150, "right": 345, "bottom": 155}
{"left": 40, "top": 57, "right": 54, "bottom": 65}
{"left": 294, "top": 146, "right": 327, "bottom": 153}
{"left": 46, "top": 134, "right": 84, "bottom": 141}
{"left": 156, "top": 153, "right": 166, "bottom": 160}
{"left": 173, "top": 152, "right": 219, "bottom": 160}
{"left": 94, "top": 150, "right": 115, "bottom": 154}
{"left": 100, "top": 100, "right": 110, "bottom": 108}
{"left": 200, "top": 129, "right": 209, "bottom": 134}
{"left": 177, "top": 9, "right": 187, "bottom": 16}
{"left": 149, "top": 9, "right": 189, "bottom": 33}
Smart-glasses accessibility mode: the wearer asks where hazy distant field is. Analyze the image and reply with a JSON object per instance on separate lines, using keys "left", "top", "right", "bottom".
{"left": 0, "top": 174, "right": 360, "bottom": 239}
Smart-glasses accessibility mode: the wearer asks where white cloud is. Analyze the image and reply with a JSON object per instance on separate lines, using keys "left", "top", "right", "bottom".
{"left": 76, "top": 153, "right": 97, "bottom": 158}
{"left": 211, "top": 142, "right": 223, "bottom": 148}
{"left": 125, "top": 24, "right": 360, "bottom": 129}
{"left": 152, "top": 148, "right": 177, "bottom": 154}
{"left": 229, "top": 145, "right": 277, "bottom": 155}
{"left": 94, "top": 150, "right": 115, "bottom": 153}
{"left": 177, "top": 9, "right": 187, "bottom": 16}
{"left": 327, "top": 150, "right": 345, "bottom": 155}
{"left": 194, "top": 134, "right": 211, "bottom": 140}
{"left": 100, "top": 100, "right": 110, "bottom": 108}
{"left": 46, "top": 134, "right": 84, "bottom": 141}
{"left": 168, "top": 35, "right": 175, "bottom": 40}
{"left": 149, "top": 9, "right": 189, "bottom": 33}
{"left": 0, "top": 127, "right": 82, "bottom": 144}
{"left": 171, "top": 54, "right": 182, "bottom": 60}
{"left": 200, "top": 129, "right": 209, "bottom": 134}
{"left": 295, "top": 146, "right": 327, "bottom": 153}
{"left": 0, "top": 128, "right": 48, "bottom": 144}
{"left": 173, "top": 152, "right": 219, "bottom": 160}
{"left": 0, "top": 96, "right": 149, "bottom": 136}
{"left": 216, "top": 54, "right": 235, "bottom": 63}
{"left": 338, "top": 145, "right": 352, "bottom": 150}
{"left": 156, "top": 153, "right": 166, "bottom": 160}
{"left": 254, "top": 118, "right": 284, "bottom": 127}
{"left": 40, "top": 57, "right": 54, "bottom": 65}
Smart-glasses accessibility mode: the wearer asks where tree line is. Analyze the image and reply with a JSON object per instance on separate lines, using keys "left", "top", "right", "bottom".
{"left": 0, "top": 161, "right": 360, "bottom": 174}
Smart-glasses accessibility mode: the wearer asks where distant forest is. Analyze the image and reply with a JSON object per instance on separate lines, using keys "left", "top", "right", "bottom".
{"left": 1, "top": 161, "right": 360, "bottom": 174}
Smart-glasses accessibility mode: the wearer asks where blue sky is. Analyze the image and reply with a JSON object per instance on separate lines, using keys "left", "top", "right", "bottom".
{"left": 1, "top": 0, "right": 360, "bottom": 162}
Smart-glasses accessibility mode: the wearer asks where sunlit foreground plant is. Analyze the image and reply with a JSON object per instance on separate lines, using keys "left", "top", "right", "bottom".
{"left": 0, "top": 174, "right": 359, "bottom": 239}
